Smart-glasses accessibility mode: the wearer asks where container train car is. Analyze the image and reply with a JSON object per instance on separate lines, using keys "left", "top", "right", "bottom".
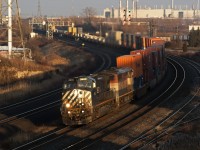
{"left": 60, "top": 36, "right": 167, "bottom": 125}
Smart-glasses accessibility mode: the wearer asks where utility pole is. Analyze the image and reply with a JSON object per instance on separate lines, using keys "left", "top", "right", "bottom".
{"left": 126, "top": 0, "right": 128, "bottom": 19}
{"left": 119, "top": 0, "right": 122, "bottom": 19}
{"left": 197, "top": 0, "right": 200, "bottom": 22}
{"left": 132, "top": 0, "right": 134, "bottom": 18}
{"left": 171, "top": 0, "right": 174, "bottom": 18}
{"left": 0, "top": 0, "right": 2, "bottom": 24}
{"left": 149, "top": 19, "right": 157, "bottom": 37}
{"left": 37, "top": 0, "right": 42, "bottom": 17}
{"left": 135, "top": 0, "right": 138, "bottom": 20}
{"left": 8, "top": 0, "right": 12, "bottom": 57}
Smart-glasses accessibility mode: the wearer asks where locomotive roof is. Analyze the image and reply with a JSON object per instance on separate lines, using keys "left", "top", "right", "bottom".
{"left": 101, "top": 67, "right": 132, "bottom": 75}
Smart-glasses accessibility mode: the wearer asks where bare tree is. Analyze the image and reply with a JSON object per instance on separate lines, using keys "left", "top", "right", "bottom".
{"left": 81, "top": 7, "right": 97, "bottom": 24}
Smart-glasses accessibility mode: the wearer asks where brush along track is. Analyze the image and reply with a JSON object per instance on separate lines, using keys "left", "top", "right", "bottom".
{"left": 13, "top": 58, "right": 183, "bottom": 150}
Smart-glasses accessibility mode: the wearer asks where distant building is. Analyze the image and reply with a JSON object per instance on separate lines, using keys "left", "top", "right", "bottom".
{"left": 103, "top": 6, "right": 198, "bottom": 19}
{"left": 189, "top": 25, "right": 200, "bottom": 31}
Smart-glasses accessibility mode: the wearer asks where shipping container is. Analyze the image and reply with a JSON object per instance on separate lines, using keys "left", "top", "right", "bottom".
{"left": 142, "top": 37, "right": 147, "bottom": 49}
{"left": 125, "top": 33, "right": 132, "bottom": 48}
{"left": 149, "top": 38, "right": 165, "bottom": 45}
{"left": 121, "top": 33, "right": 126, "bottom": 47}
{"left": 135, "top": 35, "right": 142, "bottom": 49}
{"left": 117, "top": 54, "right": 143, "bottom": 79}
{"left": 130, "top": 49, "right": 153, "bottom": 83}
{"left": 121, "top": 33, "right": 124, "bottom": 46}
{"left": 151, "top": 41, "right": 165, "bottom": 72}
{"left": 130, "top": 34, "right": 135, "bottom": 49}
{"left": 105, "top": 31, "right": 123, "bottom": 46}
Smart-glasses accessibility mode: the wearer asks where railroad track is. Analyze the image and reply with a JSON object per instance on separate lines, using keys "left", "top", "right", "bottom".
{"left": 65, "top": 57, "right": 186, "bottom": 150}
{"left": 7, "top": 34, "right": 199, "bottom": 149}
{"left": 12, "top": 57, "right": 183, "bottom": 150}
{"left": 0, "top": 35, "right": 122, "bottom": 149}
{"left": 0, "top": 88, "right": 61, "bottom": 111}
{"left": 0, "top": 36, "right": 112, "bottom": 123}
{"left": 120, "top": 56, "right": 200, "bottom": 150}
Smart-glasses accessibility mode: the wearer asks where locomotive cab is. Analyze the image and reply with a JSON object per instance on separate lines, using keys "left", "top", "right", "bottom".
{"left": 61, "top": 76, "right": 97, "bottom": 125}
{"left": 60, "top": 74, "right": 114, "bottom": 125}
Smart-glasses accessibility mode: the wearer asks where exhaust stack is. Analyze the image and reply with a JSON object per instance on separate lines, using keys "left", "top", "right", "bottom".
{"left": 119, "top": 0, "right": 122, "bottom": 18}
{"left": 126, "top": 0, "right": 129, "bottom": 19}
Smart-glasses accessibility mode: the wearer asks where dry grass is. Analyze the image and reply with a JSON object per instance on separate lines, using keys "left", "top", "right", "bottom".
{"left": 0, "top": 39, "right": 96, "bottom": 106}
{"left": 0, "top": 37, "right": 97, "bottom": 149}
{"left": 0, "top": 74, "right": 64, "bottom": 106}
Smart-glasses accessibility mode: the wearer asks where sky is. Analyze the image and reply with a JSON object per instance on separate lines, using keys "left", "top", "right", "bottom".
{"left": 17, "top": 0, "right": 199, "bottom": 17}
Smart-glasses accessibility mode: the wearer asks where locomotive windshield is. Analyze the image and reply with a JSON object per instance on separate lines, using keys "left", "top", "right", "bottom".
{"left": 63, "top": 83, "right": 75, "bottom": 89}
{"left": 63, "top": 78, "right": 77, "bottom": 89}
{"left": 77, "top": 77, "right": 96, "bottom": 89}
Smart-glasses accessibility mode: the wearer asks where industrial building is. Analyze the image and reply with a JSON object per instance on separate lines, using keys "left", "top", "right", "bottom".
{"left": 103, "top": 0, "right": 199, "bottom": 19}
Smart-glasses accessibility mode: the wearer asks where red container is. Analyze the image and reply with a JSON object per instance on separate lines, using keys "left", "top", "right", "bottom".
{"left": 117, "top": 54, "right": 143, "bottom": 78}
{"left": 130, "top": 34, "right": 136, "bottom": 49}
{"left": 130, "top": 49, "right": 152, "bottom": 69}
{"left": 142, "top": 37, "right": 147, "bottom": 49}
{"left": 152, "top": 43, "right": 165, "bottom": 71}
{"left": 130, "top": 48, "right": 154, "bottom": 83}
{"left": 149, "top": 38, "right": 165, "bottom": 46}
{"left": 135, "top": 35, "right": 142, "bottom": 49}
{"left": 146, "top": 37, "right": 151, "bottom": 48}
{"left": 151, "top": 50, "right": 158, "bottom": 68}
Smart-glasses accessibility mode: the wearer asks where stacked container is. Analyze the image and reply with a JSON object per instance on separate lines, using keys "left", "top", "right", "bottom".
{"left": 135, "top": 35, "right": 142, "bottom": 49}
{"left": 130, "top": 34, "right": 136, "bottom": 49}
{"left": 121, "top": 33, "right": 126, "bottom": 47}
{"left": 105, "top": 31, "right": 123, "bottom": 46}
{"left": 130, "top": 49, "right": 153, "bottom": 84}
{"left": 117, "top": 54, "right": 144, "bottom": 90}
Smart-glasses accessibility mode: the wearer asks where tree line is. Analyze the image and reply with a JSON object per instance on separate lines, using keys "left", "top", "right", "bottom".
{"left": 189, "top": 28, "right": 200, "bottom": 47}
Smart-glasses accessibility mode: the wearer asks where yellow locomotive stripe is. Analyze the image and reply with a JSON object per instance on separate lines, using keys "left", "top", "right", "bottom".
{"left": 62, "top": 90, "right": 72, "bottom": 100}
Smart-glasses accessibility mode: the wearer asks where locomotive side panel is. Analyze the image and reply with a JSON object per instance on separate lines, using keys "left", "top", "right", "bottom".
{"left": 101, "top": 68, "right": 134, "bottom": 106}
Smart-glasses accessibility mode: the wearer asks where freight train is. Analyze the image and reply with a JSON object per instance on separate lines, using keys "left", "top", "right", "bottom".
{"left": 60, "top": 37, "right": 166, "bottom": 125}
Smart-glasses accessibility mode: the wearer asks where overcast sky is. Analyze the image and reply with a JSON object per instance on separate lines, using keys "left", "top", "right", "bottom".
{"left": 17, "top": 0, "right": 199, "bottom": 17}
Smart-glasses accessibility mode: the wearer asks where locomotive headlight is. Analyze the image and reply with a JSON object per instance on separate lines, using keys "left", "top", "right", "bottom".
{"left": 63, "top": 84, "right": 67, "bottom": 89}
{"left": 66, "top": 103, "right": 70, "bottom": 108}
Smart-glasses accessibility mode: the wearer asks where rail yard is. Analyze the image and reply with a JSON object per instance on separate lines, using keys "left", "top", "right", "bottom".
{"left": 0, "top": 1, "right": 200, "bottom": 150}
